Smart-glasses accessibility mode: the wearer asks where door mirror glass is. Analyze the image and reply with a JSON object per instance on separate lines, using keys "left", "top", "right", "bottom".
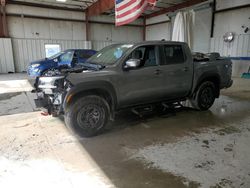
{"left": 53, "top": 58, "right": 58, "bottom": 63}
{"left": 124, "top": 59, "right": 141, "bottom": 70}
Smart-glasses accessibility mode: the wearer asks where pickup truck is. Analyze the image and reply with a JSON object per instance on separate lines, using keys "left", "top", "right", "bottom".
{"left": 34, "top": 41, "right": 233, "bottom": 137}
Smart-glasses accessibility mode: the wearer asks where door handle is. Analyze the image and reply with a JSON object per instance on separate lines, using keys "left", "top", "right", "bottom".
{"left": 182, "top": 67, "right": 189, "bottom": 72}
{"left": 154, "top": 69, "right": 161, "bottom": 75}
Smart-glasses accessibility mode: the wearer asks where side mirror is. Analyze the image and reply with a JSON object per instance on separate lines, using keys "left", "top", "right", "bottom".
{"left": 53, "top": 58, "right": 59, "bottom": 63}
{"left": 124, "top": 59, "right": 141, "bottom": 70}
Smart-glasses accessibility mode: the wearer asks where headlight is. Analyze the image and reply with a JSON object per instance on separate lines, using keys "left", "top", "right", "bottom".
{"left": 31, "top": 64, "right": 40, "bottom": 68}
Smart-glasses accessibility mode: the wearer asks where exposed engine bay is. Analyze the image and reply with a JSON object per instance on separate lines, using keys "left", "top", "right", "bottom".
{"left": 34, "top": 67, "right": 90, "bottom": 116}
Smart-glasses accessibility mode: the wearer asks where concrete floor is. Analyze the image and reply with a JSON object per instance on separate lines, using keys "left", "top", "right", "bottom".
{"left": 0, "top": 73, "right": 250, "bottom": 188}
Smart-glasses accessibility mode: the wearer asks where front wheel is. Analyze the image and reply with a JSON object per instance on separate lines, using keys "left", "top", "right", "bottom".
{"left": 190, "top": 81, "right": 216, "bottom": 111}
{"left": 64, "top": 95, "right": 110, "bottom": 137}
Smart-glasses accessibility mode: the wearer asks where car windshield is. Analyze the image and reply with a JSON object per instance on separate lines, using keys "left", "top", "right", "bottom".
{"left": 86, "top": 44, "right": 134, "bottom": 65}
{"left": 47, "top": 51, "right": 68, "bottom": 60}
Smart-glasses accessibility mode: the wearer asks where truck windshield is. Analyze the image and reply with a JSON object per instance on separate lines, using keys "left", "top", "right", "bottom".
{"left": 86, "top": 44, "right": 134, "bottom": 65}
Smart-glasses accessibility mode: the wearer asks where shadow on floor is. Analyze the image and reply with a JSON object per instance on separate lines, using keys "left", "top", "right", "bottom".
{"left": 0, "top": 91, "right": 38, "bottom": 116}
{"left": 63, "top": 95, "right": 250, "bottom": 188}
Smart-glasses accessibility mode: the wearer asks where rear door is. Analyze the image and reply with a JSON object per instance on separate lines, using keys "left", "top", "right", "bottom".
{"left": 159, "top": 44, "right": 193, "bottom": 98}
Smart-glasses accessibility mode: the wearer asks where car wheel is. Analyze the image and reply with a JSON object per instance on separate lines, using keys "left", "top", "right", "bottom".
{"left": 191, "top": 81, "right": 216, "bottom": 111}
{"left": 64, "top": 95, "right": 110, "bottom": 137}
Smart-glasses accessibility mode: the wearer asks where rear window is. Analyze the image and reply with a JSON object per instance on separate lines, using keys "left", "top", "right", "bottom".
{"left": 163, "top": 45, "right": 185, "bottom": 64}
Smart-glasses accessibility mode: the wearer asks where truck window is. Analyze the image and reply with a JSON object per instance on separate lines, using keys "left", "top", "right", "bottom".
{"left": 163, "top": 45, "right": 185, "bottom": 64}
{"left": 128, "top": 46, "right": 157, "bottom": 67}
{"left": 78, "top": 51, "right": 93, "bottom": 59}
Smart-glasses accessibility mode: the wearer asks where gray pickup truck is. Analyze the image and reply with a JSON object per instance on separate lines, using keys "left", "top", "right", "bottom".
{"left": 35, "top": 41, "right": 233, "bottom": 137}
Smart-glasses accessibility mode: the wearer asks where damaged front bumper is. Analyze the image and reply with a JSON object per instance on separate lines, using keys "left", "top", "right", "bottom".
{"left": 34, "top": 75, "right": 68, "bottom": 116}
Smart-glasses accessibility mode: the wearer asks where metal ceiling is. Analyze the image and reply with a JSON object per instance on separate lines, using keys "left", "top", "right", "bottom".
{"left": 143, "top": 0, "right": 188, "bottom": 15}
{"left": 101, "top": 0, "right": 191, "bottom": 16}
{"left": 7, "top": 0, "right": 206, "bottom": 17}
{"left": 8, "top": 0, "right": 98, "bottom": 10}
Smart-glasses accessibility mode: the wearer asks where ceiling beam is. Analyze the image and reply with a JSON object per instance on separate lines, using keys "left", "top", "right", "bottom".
{"left": 88, "top": 0, "right": 115, "bottom": 16}
{"left": 7, "top": 0, "right": 86, "bottom": 12}
{"left": 0, "top": 0, "right": 8, "bottom": 37}
{"left": 146, "top": 0, "right": 208, "bottom": 18}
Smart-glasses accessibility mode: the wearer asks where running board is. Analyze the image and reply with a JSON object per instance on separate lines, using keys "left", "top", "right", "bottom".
{"left": 131, "top": 105, "right": 153, "bottom": 117}
{"left": 131, "top": 102, "right": 184, "bottom": 117}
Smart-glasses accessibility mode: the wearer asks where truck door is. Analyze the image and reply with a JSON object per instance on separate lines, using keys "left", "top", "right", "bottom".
{"left": 118, "top": 45, "right": 165, "bottom": 107}
{"left": 159, "top": 44, "right": 193, "bottom": 98}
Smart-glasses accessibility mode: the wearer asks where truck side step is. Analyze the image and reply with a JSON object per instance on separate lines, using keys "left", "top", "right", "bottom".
{"left": 131, "top": 105, "right": 153, "bottom": 117}
{"left": 162, "top": 102, "right": 183, "bottom": 110}
{"left": 131, "top": 102, "right": 185, "bottom": 118}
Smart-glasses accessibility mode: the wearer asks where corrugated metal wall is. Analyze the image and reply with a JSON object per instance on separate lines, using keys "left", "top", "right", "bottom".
{"left": 92, "top": 41, "right": 119, "bottom": 51}
{"left": 12, "top": 38, "right": 91, "bottom": 72}
{"left": 210, "top": 34, "right": 250, "bottom": 57}
{"left": 0, "top": 38, "right": 15, "bottom": 73}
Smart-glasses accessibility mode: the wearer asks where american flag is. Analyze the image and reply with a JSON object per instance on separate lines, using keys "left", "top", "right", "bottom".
{"left": 115, "top": 0, "right": 156, "bottom": 26}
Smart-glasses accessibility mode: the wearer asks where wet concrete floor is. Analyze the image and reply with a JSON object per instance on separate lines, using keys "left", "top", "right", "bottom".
{"left": 0, "top": 74, "right": 250, "bottom": 188}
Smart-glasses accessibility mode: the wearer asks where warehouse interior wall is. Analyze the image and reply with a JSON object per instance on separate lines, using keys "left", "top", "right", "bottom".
{"left": 145, "top": 14, "right": 171, "bottom": 41}
{"left": 145, "top": 0, "right": 250, "bottom": 77}
{"left": 0, "top": 4, "right": 143, "bottom": 73}
{"left": 192, "top": 7, "right": 212, "bottom": 53}
{"left": 211, "top": 0, "right": 250, "bottom": 77}
{"left": 1, "top": 1, "right": 250, "bottom": 75}
{"left": 145, "top": 5, "right": 212, "bottom": 52}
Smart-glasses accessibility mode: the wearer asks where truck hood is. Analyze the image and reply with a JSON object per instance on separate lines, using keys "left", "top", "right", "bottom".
{"left": 66, "top": 68, "right": 116, "bottom": 85}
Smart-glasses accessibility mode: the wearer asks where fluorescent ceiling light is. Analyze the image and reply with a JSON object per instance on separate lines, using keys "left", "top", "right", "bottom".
{"left": 56, "top": 0, "right": 67, "bottom": 2}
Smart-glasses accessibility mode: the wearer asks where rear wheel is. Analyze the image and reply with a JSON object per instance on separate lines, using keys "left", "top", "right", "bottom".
{"left": 191, "top": 81, "right": 216, "bottom": 111}
{"left": 65, "top": 95, "right": 110, "bottom": 137}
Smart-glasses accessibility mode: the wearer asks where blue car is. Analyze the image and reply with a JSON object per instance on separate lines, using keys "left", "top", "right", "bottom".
{"left": 27, "top": 49, "right": 97, "bottom": 77}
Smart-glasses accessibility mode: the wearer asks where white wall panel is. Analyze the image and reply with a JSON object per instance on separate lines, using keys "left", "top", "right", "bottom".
{"left": 6, "top": 5, "right": 85, "bottom": 20}
{"left": 193, "top": 8, "right": 212, "bottom": 52}
{"left": 90, "top": 23, "right": 112, "bottom": 41}
{"left": 90, "top": 15, "right": 143, "bottom": 25}
{"left": 146, "top": 22, "right": 171, "bottom": 41}
{"left": 0, "top": 38, "right": 15, "bottom": 73}
{"left": 125, "top": 27, "right": 143, "bottom": 41}
{"left": 8, "top": 17, "right": 86, "bottom": 41}
{"left": 216, "top": 0, "right": 250, "bottom": 10}
{"left": 5, "top": 5, "right": 143, "bottom": 72}
{"left": 23, "top": 18, "right": 51, "bottom": 39}
{"left": 146, "top": 15, "right": 170, "bottom": 25}
{"left": 90, "top": 23, "right": 143, "bottom": 50}
{"left": 231, "top": 60, "right": 250, "bottom": 77}
{"left": 210, "top": 34, "right": 250, "bottom": 57}
{"left": 12, "top": 38, "right": 91, "bottom": 72}
{"left": 214, "top": 7, "right": 250, "bottom": 36}
{"left": 92, "top": 41, "right": 115, "bottom": 51}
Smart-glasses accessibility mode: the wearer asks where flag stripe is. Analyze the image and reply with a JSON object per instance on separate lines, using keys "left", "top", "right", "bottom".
{"left": 116, "top": 0, "right": 132, "bottom": 8}
{"left": 116, "top": 0, "right": 137, "bottom": 11}
{"left": 115, "top": 0, "right": 156, "bottom": 26}
{"left": 116, "top": 0, "right": 145, "bottom": 18}
{"left": 116, "top": 1, "right": 148, "bottom": 26}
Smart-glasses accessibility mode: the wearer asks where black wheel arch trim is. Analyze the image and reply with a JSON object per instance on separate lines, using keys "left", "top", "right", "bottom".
{"left": 192, "top": 72, "right": 221, "bottom": 98}
{"left": 63, "top": 80, "right": 117, "bottom": 114}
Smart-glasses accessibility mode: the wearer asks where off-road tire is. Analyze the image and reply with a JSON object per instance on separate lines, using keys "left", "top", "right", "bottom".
{"left": 191, "top": 81, "right": 216, "bottom": 111}
{"left": 65, "top": 95, "right": 110, "bottom": 137}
